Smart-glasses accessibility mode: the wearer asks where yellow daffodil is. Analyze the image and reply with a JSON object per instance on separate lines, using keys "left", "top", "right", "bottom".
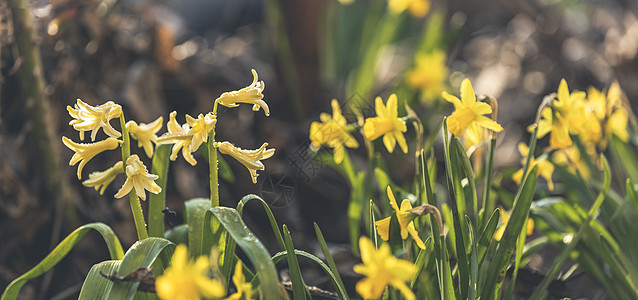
{"left": 363, "top": 94, "right": 408, "bottom": 153}
{"left": 114, "top": 155, "right": 161, "bottom": 200}
{"left": 157, "top": 112, "right": 197, "bottom": 166}
{"left": 443, "top": 78, "right": 503, "bottom": 138}
{"left": 127, "top": 116, "right": 163, "bottom": 158}
{"left": 309, "top": 99, "right": 359, "bottom": 164}
{"left": 186, "top": 113, "right": 217, "bottom": 151}
{"left": 215, "top": 69, "right": 269, "bottom": 116}
{"left": 512, "top": 143, "right": 555, "bottom": 191}
{"left": 406, "top": 50, "right": 448, "bottom": 103}
{"left": 536, "top": 79, "right": 586, "bottom": 149}
{"left": 353, "top": 236, "right": 417, "bottom": 300}
{"left": 62, "top": 137, "right": 120, "bottom": 179}
{"left": 226, "top": 261, "right": 253, "bottom": 300}
{"left": 156, "top": 244, "right": 226, "bottom": 300}
{"left": 67, "top": 99, "right": 122, "bottom": 141}
{"left": 586, "top": 83, "right": 630, "bottom": 149}
{"left": 387, "top": 0, "right": 430, "bottom": 18}
{"left": 552, "top": 145, "right": 590, "bottom": 179}
{"left": 217, "top": 141, "right": 275, "bottom": 184}
{"left": 374, "top": 186, "right": 426, "bottom": 249}
{"left": 82, "top": 161, "right": 124, "bottom": 194}
{"left": 494, "top": 208, "right": 534, "bottom": 241}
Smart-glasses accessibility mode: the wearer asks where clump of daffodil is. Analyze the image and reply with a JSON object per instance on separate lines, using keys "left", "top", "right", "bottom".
{"left": 215, "top": 69, "right": 269, "bottom": 116}
{"left": 67, "top": 99, "right": 122, "bottom": 141}
{"left": 114, "top": 154, "right": 161, "bottom": 201}
{"left": 353, "top": 236, "right": 417, "bottom": 300}
{"left": 309, "top": 99, "right": 359, "bottom": 164}
{"left": 127, "top": 116, "right": 163, "bottom": 158}
{"left": 186, "top": 113, "right": 217, "bottom": 151}
{"left": 363, "top": 94, "right": 408, "bottom": 153}
{"left": 217, "top": 141, "right": 275, "bottom": 184}
{"left": 512, "top": 143, "right": 555, "bottom": 191}
{"left": 406, "top": 50, "right": 448, "bottom": 103}
{"left": 584, "top": 82, "right": 630, "bottom": 150}
{"left": 535, "top": 79, "right": 586, "bottom": 149}
{"left": 62, "top": 137, "right": 120, "bottom": 179}
{"left": 374, "top": 186, "right": 426, "bottom": 249}
{"left": 82, "top": 161, "right": 124, "bottom": 194}
{"left": 157, "top": 111, "right": 198, "bottom": 166}
{"left": 443, "top": 78, "right": 503, "bottom": 138}
{"left": 156, "top": 244, "right": 226, "bottom": 300}
{"left": 493, "top": 208, "right": 534, "bottom": 241}
{"left": 387, "top": 0, "right": 430, "bottom": 18}
{"left": 226, "top": 261, "right": 253, "bottom": 300}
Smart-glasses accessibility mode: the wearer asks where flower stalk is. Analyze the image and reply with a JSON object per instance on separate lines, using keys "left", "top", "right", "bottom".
{"left": 120, "top": 114, "right": 148, "bottom": 240}
{"left": 209, "top": 101, "right": 221, "bottom": 208}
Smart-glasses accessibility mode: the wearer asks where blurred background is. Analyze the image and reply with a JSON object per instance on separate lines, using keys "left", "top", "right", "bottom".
{"left": 1, "top": 0, "right": 638, "bottom": 298}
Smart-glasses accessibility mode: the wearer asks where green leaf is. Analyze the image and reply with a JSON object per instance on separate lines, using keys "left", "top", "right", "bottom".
{"left": 78, "top": 260, "right": 121, "bottom": 300}
{"left": 477, "top": 208, "right": 499, "bottom": 266}
{"left": 2, "top": 223, "right": 124, "bottom": 300}
{"left": 348, "top": 172, "right": 366, "bottom": 254}
{"left": 164, "top": 224, "right": 188, "bottom": 246}
{"left": 271, "top": 249, "right": 348, "bottom": 300}
{"left": 282, "top": 225, "right": 308, "bottom": 300}
{"left": 184, "top": 198, "right": 211, "bottom": 257}
{"left": 466, "top": 217, "right": 478, "bottom": 300}
{"left": 206, "top": 207, "right": 279, "bottom": 300}
{"left": 108, "top": 237, "right": 175, "bottom": 300}
{"left": 481, "top": 165, "right": 537, "bottom": 300}
{"left": 148, "top": 144, "right": 171, "bottom": 238}
{"left": 313, "top": 223, "right": 349, "bottom": 300}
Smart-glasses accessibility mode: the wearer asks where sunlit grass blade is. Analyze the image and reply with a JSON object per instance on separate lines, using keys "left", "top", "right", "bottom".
{"left": 480, "top": 165, "right": 537, "bottom": 300}
{"left": 444, "top": 135, "right": 470, "bottom": 299}
{"left": 504, "top": 219, "right": 529, "bottom": 299}
{"left": 78, "top": 260, "right": 121, "bottom": 300}
{"left": 610, "top": 135, "right": 638, "bottom": 182}
{"left": 148, "top": 144, "right": 170, "bottom": 238}
{"left": 313, "top": 222, "right": 348, "bottom": 300}
{"left": 108, "top": 237, "right": 175, "bottom": 300}
{"left": 410, "top": 238, "right": 432, "bottom": 289}
{"left": 272, "top": 249, "right": 348, "bottom": 300}
{"left": 477, "top": 208, "right": 499, "bottom": 266}
{"left": 627, "top": 179, "right": 638, "bottom": 213}
{"left": 453, "top": 138, "right": 478, "bottom": 228}
{"left": 282, "top": 224, "right": 309, "bottom": 300}
{"left": 206, "top": 207, "right": 279, "bottom": 300}
{"left": 348, "top": 172, "right": 366, "bottom": 254}
{"left": 2, "top": 223, "right": 124, "bottom": 300}
{"left": 481, "top": 138, "right": 497, "bottom": 229}
{"left": 466, "top": 217, "right": 478, "bottom": 300}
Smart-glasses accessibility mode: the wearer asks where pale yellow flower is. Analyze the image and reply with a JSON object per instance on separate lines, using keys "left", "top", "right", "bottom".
{"left": 586, "top": 83, "right": 630, "bottom": 149}
{"left": 82, "top": 161, "right": 124, "bottom": 194}
{"left": 217, "top": 142, "right": 275, "bottom": 184}
{"left": 493, "top": 208, "right": 534, "bottom": 241}
{"left": 387, "top": 0, "right": 430, "bottom": 18}
{"left": 374, "top": 186, "right": 425, "bottom": 249}
{"left": 114, "top": 155, "right": 161, "bottom": 200}
{"left": 186, "top": 113, "right": 217, "bottom": 151}
{"left": 67, "top": 99, "right": 122, "bottom": 141}
{"left": 309, "top": 99, "right": 359, "bottom": 164}
{"left": 353, "top": 236, "right": 417, "bottom": 300}
{"left": 443, "top": 79, "right": 503, "bottom": 138}
{"left": 226, "top": 261, "right": 253, "bottom": 300}
{"left": 363, "top": 94, "right": 408, "bottom": 153}
{"left": 156, "top": 244, "right": 226, "bottom": 300}
{"left": 511, "top": 143, "right": 555, "bottom": 191}
{"left": 156, "top": 112, "right": 197, "bottom": 166}
{"left": 127, "top": 116, "right": 163, "bottom": 158}
{"left": 62, "top": 137, "right": 120, "bottom": 179}
{"left": 215, "top": 69, "right": 269, "bottom": 116}
{"left": 406, "top": 50, "right": 448, "bottom": 103}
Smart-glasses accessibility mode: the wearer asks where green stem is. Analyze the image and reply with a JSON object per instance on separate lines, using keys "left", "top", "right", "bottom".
{"left": 209, "top": 101, "right": 220, "bottom": 208}
{"left": 120, "top": 114, "right": 148, "bottom": 240}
